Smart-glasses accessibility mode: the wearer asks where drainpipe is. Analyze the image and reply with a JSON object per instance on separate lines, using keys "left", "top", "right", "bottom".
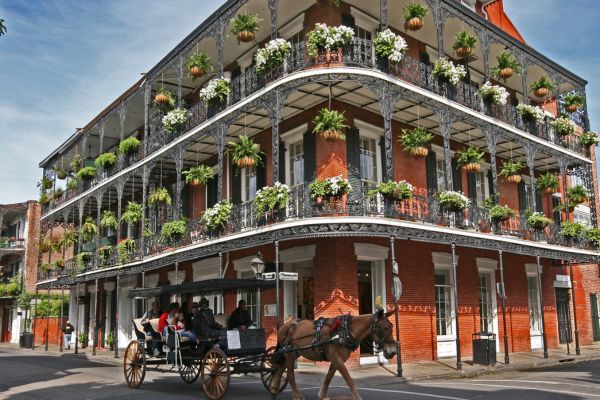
{"left": 536, "top": 255, "right": 548, "bottom": 359}
{"left": 498, "top": 250, "right": 509, "bottom": 364}
{"left": 390, "top": 236, "right": 402, "bottom": 377}
{"left": 451, "top": 243, "right": 462, "bottom": 370}
{"left": 569, "top": 260, "right": 581, "bottom": 355}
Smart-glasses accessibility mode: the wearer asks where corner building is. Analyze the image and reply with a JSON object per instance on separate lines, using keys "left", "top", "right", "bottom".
{"left": 36, "top": 0, "right": 600, "bottom": 365}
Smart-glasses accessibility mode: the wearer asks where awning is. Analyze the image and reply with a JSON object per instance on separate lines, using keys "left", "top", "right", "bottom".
{"left": 128, "top": 278, "right": 274, "bottom": 299}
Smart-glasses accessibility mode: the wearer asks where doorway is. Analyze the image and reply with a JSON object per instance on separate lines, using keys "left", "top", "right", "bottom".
{"left": 591, "top": 294, "right": 600, "bottom": 341}
{"left": 357, "top": 260, "right": 386, "bottom": 360}
{"left": 555, "top": 288, "right": 572, "bottom": 344}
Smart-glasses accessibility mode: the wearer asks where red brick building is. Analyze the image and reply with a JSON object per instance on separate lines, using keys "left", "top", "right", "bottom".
{"left": 36, "top": 0, "right": 600, "bottom": 367}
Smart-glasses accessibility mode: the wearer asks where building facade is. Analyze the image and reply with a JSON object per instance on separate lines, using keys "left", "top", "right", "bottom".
{"left": 36, "top": 0, "right": 600, "bottom": 365}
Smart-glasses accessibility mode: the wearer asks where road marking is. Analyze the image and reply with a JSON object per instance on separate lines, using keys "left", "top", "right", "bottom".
{"left": 434, "top": 381, "right": 600, "bottom": 398}
{"left": 474, "top": 378, "right": 600, "bottom": 390}
{"left": 297, "top": 385, "right": 470, "bottom": 400}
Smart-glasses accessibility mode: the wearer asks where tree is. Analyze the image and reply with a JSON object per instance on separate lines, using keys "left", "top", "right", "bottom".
{"left": 0, "top": 19, "right": 6, "bottom": 37}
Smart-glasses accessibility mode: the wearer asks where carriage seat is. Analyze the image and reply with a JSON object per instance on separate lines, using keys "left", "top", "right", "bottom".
{"left": 215, "top": 314, "right": 230, "bottom": 328}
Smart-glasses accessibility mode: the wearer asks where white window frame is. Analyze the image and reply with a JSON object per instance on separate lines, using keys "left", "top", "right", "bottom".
{"left": 281, "top": 123, "right": 307, "bottom": 187}
{"left": 574, "top": 204, "right": 591, "bottom": 227}
{"left": 350, "top": 6, "right": 379, "bottom": 35}
{"left": 233, "top": 256, "right": 261, "bottom": 326}
{"left": 525, "top": 263, "right": 543, "bottom": 350}
{"left": 241, "top": 167, "right": 258, "bottom": 203}
{"left": 476, "top": 258, "right": 500, "bottom": 351}
{"left": 471, "top": 163, "right": 490, "bottom": 206}
{"left": 520, "top": 174, "right": 535, "bottom": 211}
{"left": 354, "top": 119, "right": 383, "bottom": 185}
{"left": 431, "top": 144, "right": 455, "bottom": 192}
{"left": 433, "top": 252, "right": 458, "bottom": 358}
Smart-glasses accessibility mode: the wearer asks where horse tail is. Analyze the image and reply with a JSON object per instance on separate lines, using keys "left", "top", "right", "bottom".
{"left": 271, "top": 343, "right": 286, "bottom": 366}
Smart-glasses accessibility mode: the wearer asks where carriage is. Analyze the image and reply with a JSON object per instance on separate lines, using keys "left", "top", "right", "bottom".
{"left": 122, "top": 278, "right": 289, "bottom": 399}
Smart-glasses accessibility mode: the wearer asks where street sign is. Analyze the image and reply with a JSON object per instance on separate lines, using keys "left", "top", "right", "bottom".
{"left": 393, "top": 276, "right": 402, "bottom": 302}
{"left": 279, "top": 272, "right": 298, "bottom": 281}
{"left": 262, "top": 272, "right": 276, "bottom": 280}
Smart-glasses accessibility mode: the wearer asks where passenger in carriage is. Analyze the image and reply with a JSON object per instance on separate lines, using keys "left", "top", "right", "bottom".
{"left": 141, "top": 301, "right": 161, "bottom": 323}
{"left": 193, "top": 297, "right": 223, "bottom": 337}
{"left": 228, "top": 300, "right": 253, "bottom": 331}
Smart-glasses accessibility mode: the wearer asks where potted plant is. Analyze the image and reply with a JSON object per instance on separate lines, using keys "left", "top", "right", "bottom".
{"left": 58, "top": 228, "right": 78, "bottom": 250}
{"left": 367, "top": 180, "right": 413, "bottom": 201}
{"left": 306, "top": 23, "right": 354, "bottom": 62}
{"left": 403, "top": 3, "right": 428, "bottom": 31}
{"left": 254, "top": 39, "right": 292, "bottom": 75}
{"left": 456, "top": 146, "right": 484, "bottom": 173}
{"left": 39, "top": 176, "right": 53, "bottom": 190}
{"left": 117, "top": 238, "right": 136, "bottom": 263}
{"left": 186, "top": 51, "right": 212, "bottom": 78}
{"left": 228, "top": 135, "right": 264, "bottom": 169}
{"left": 70, "top": 154, "right": 82, "bottom": 173}
{"left": 526, "top": 212, "right": 552, "bottom": 230}
{"left": 100, "top": 210, "right": 118, "bottom": 232}
{"left": 309, "top": 176, "right": 351, "bottom": 204}
{"left": 567, "top": 184, "right": 588, "bottom": 205}
{"left": 479, "top": 81, "right": 509, "bottom": 106}
{"left": 105, "top": 331, "right": 115, "bottom": 351}
{"left": 453, "top": 30, "right": 477, "bottom": 58}
{"left": 182, "top": 165, "right": 214, "bottom": 186}
{"left": 254, "top": 182, "right": 291, "bottom": 216}
{"left": 516, "top": 103, "right": 545, "bottom": 124}
{"left": 488, "top": 204, "right": 515, "bottom": 223}
{"left": 230, "top": 13, "right": 261, "bottom": 43}
{"left": 584, "top": 228, "right": 600, "bottom": 244}
{"left": 550, "top": 116, "right": 577, "bottom": 136}
{"left": 499, "top": 160, "right": 524, "bottom": 183}
{"left": 580, "top": 131, "right": 598, "bottom": 147}
{"left": 530, "top": 76, "right": 555, "bottom": 98}
{"left": 81, "top": 217, "right": 98, "bottom": 242}
{"left": 200, "top": 200, "right": 233, "bottom": 233}
{"left": 199, "top": 77, "right": 230, "bottom": 104}
{"left": 53, "top": 258, "right": 65, "bottom": 268}
{"left": 76, "top": 252, "right": 92, "bottom": 268}
{"left": 536, "top": 172, "right": 560, "bottom": 194}
{"left": 79, "top": 332, "right": 88, "bottom": 348}
{"left": 312, "top": 108, "right": 348, "bottom": 141}
{"left": 436, "top": 190, "right": 470, "bottom": 212}
{"left": 431, "top": 57, "right": 466, "bottom": 86}
{"left": 160, "top": 219, "right": 188, "bottom": 243}
{"left": 162, "top": 108, "right": 189, "bottom": 133}
{"left": 51, "top": 187, "right": 64, "bottom": 200}
{"left": 118, "top": 137, "right": 141, "bottom": 156}
{"left": 562, "top": 92, "right": 584, "bottom": 113}
{"left": 399, "top": 127, "right": 433, "bottom": 158}
{"left": 98, "top": 245, "right": 113, "bottom": 266}
{"left": 154, "top": 87, "right": 175, "bottom": 107}
{"left": 148, "top": 187, "right": 172, "bottom": 206}
{"left": 55, "top": 167, "right": 68, "bottom": 180}
{"left": 76, "top": 166, "right": 96, "bottom": 181}
{"left": 561, "top": 221, "right": 585, "bottom": 240}
{"left": 491, "top": 52, "right": 522, "bottom": 81}
{"left": 94, "top": 152, "right": 117, "bottom": 169}
{"left": 121, "top": 202, "right": 142, "bottom": 225}
{"left": 67, "top": 177, "right": 78, "bottom": 191}
{"left": 373, "top": 28, "right": 408, "bottom": 64}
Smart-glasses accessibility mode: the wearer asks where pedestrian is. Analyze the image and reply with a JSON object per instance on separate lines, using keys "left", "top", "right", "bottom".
{"left": 63, "top": 320, "right": 75, "bottom": 350}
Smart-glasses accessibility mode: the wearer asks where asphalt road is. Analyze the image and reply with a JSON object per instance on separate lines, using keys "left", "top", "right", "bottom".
{"left": 1, "top": 347, "right": 600, "bottom": 399}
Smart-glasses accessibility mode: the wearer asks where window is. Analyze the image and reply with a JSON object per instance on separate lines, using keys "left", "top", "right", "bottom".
{"left": 527, "top": 276, "right": 542, "bottom": 333}
{"left": 436, "top": 159, "right": 447, "bottom": 192}
{"left": 289, "top": 31, "right": 303, "bottom": 46}
{"left": 570, "top": 175, "right": 584, "bottom": 187}
{"left": 523, "top": 181, "right": 534, "bottom": 211}
{"left": 574, "top": 205, "right": 591, "bottom": 227}
{"left": 288, "top": 140, "right": 304, "bottom": 187}
{"left": 435, "top": 270, "right": 454, "bottom": 336}
{"left": 242, "top": 167, "right": 257, "bottom": 202}
{"left": 239, "top": 270, "right": 258, "bottom": 323}
{"left": 478, "top": 273, "right": 493, "bottom": 332}
{"left": 355, "top": 26, "right": 371, "bottom": 40}
{"left": 473, "top": 171, "right": 488, "bottom": 205}
{"left": 360, "top": 136, "right": 378, "bottom": 184}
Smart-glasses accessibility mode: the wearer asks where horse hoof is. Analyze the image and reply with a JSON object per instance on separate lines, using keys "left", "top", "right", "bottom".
{"left": 292, "top": 394, "right": 305, "bottom": 400}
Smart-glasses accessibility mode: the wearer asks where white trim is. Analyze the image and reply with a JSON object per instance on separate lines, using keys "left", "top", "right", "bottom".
{"left": 42, "top": 67, "right": 591, "bottom": 221}
{"left": 350, "top": 6, "right": 379, "bottom": 33}
{"left": 279, "top": 245, "right": 316, "bottom": 263}
{"left": 525, "top": 263, "right": 540, "bottom": 276}
{"left": 279, "top": 13, "right": 304, "bottom": 39}
{"left": 144, "top": 274, "right": 160, "bottom": 288}
{"left": 476, "top": 257, "right": 498, "bottom": 272}
{"left": 280, "top": 123, "right": 308, "bottom": 142}
{"left": 237, "top": 50, "right": 255, "bottom": 71}
{"left": 192, "top": 257, "right": 221, "bottom": 281}
{"left": 432, "top": 252, "right": 456, "bottom": 269}
{"left": 431, "top": 144, "right": 455, "bottom": 158}
{"left": 354, "top": 119, "right": 383, "bottom": 136}
{"left": 233, "top": 255, "right": 256, "bottom": 273}
{"left": 354, "top": 243, "right": 389, "bottom": 261}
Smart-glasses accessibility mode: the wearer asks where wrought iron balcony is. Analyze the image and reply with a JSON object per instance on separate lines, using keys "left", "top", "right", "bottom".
{"left": 0, "top": 237, "right": 25, "bottom": 250}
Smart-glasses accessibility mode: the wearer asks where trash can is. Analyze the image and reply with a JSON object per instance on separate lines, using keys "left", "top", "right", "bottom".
{"left": 472, "top": 332, "right": 496, "bottom": 365}
{"left": 19, "top": 332, "right": 33, "bottom": 349}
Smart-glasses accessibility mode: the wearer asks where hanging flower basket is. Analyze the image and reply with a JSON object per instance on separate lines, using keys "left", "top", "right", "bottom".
{"left": 534, "top": 87, "right": 549, "bottom": 98}
{"left": 313, "top": 109, "right": 347, "bottom": 142}
{"left": 403, "top": 3, "right": 428, "bottom": 31}
{"left": 406, "top": 17, "right": 424, "bottom": 31}
{"left": 154, "top": 88, "right": 174, "bottom": 107}
{"left": 530, "top": 76, "right": 555, "bottom": 98}
{"left": 230, "top": 13, "right": 261, "bottom": 44}
{"left": 492, "top": 52, "right": 522, "bottom": 81}
{"left": 456, "top": 146, "right": 484, "bottom": 173}
{"left": 437, "top": 191, "right": 470, "bottom": 212}
{"left": 527, "top": 212, "right": 551, "bottom": 230}
{"left": 462, "top": 162, "right": 481, "bottom": 173}
{"left": 498, "top": 68, "right": 513, "bottom": 80}
{"left": 186, "top": 51, "right": 212, "bottom": 79}
{"left": 411, "top": 147, "right": 429, "bottom": 158}
{"left": 319, "top": 130, "right": 344, "bottom": 141}
{"left": 237, "top": 31, "right": 255, "bottom": 43}
{"left": 505, "top": 175, "right": 522, "bottom": 184}
{"left": 229, "top": 135, "right": 264, "bottom": 170}
{"left": 562, "top": 93, "right": 584, "bottom": 113}
{"left": 400, "top": 127, "right": 433, "bottom": 158}
{"left": 565, "top": 104, "right": 579, "bottom": 113}
{"left": 236, "top": 156, "right": 257, "bottom": 168}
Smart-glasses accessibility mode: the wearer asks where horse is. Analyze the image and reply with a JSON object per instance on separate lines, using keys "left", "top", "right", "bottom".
{"left": 269, "top": 309, "right": 397, "bottom": 400}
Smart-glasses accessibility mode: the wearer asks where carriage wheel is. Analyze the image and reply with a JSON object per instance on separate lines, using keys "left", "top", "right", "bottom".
{"left": 201, "top": 348, "right": 230, "bottom": 400}
{"left": 123, "top": 340, "right": 146, "bottom": 389}
{"left": 260, "top": 346, "right": 288, "bottom": 395}
{"left": 179, "top": 357, "right": 201, "bottom": 384}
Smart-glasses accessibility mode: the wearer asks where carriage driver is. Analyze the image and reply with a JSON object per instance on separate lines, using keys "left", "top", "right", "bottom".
{"left": 193, "top": 297, "right": 223, "bottom": 336}
{"left": 228, "top": 299, "right": 253, "bottom": 330}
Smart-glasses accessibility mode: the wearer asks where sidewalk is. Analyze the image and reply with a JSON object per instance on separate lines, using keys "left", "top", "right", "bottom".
{"left": 5, "top": 342, "right": 600, "bottom": 382}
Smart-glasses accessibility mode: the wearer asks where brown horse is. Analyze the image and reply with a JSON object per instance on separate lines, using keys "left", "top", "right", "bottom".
{"left": 269, "top": 309, "right": 397, "bottom": 400}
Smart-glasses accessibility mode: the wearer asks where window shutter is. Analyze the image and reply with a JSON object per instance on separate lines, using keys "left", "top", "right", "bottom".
{"left": 452, "top": 159, "right": 462, "bottom": 192}
{"left": 518, "top": 180, "right": 526, "bottom": 213}
{"left": 487, "top": 169, "right": 495, "bottom": 199}
{"left": 467, "top": 172, "right": 477, "bottom": 203}
{"left": 536, "top": 188, "right": 543, "bottom": 213}
{"left": 425, "top": 151, "right": 437, "bottom": 194}
{"left": 341, "top": 13, "right": 356, "bottom": 32}
{"left": 232, "top": 169, "right": 241, "bottom": 204}
{"left": 207, "top": 175, "right": 218, "bottom": 207}
{"left": 303, "top": 131, "right": 316, "bottom": 183}
{"left": 181, "top": 185, "right": 190, "bottom": 218}
{"left": 552, "top": 196, "right": 561, "bottom": 227}
{"left": 278, "top": 142, "right": 286, "bottom": 184}
{"left": 346, "top": 127, "right": 361, "bottom": 181}
{"left": 256, "top": 154, "right": 267, "bottom": 190}
{"left": 379, "top": 137, "right": 386, "bottom": 182}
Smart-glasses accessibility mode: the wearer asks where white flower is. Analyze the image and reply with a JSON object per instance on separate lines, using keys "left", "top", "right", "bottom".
{"left": 373, "top": 29, "right": 408, "bottom": 63}
{"left": 516, "top": 103, "right": 545, "bottom": 123}
{"left": 162, "top": 108, "right": 189, "bottom": 132}
{"left": 432, "top": 58, "right": 466, "bottom": 86}
{"left": 479, "top": 81, "right": 509, "bottom": 105}
{"left": 550, "top": 116, "right": 577, "bottom": 135}
{"left": 199, "top": 77, "right": 231, "bottom": 103}
{"left": 254, "top": 39, "right": 292, "bottom": 74}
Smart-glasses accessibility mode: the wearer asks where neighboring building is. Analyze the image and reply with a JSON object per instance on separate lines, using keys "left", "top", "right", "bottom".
{"left": 0, "top": 201, "right": 40, "bottom": 343}
{"left": 36, "top": 0, "right": 600, "bottom": 365}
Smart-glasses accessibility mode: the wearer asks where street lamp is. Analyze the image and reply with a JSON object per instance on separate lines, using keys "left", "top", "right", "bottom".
{"left": 250, "top": 252, "right": 265, "bottom": 279}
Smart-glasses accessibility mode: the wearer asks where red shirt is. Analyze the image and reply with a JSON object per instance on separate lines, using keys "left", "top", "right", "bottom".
{"left": 158, "top": 311, "right": 170, "bottom": 332}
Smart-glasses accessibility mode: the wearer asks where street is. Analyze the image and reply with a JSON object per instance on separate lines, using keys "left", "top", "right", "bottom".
{"left": 1, "top": 347, "right": 600, "bottom": 399}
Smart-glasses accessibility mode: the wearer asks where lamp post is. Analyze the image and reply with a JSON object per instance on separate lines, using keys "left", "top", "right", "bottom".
{"left": 390, "top": 236, "right": 403, "bottom": 377}
{"left": 250, "top": 252, "right": 265, "bottom": 328}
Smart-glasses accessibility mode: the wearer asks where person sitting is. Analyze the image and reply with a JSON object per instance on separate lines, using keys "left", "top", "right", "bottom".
{"left": 228, "top": 300, "right": 253, "bottom": 331}
{"left": 153, "top": 302, "right": 179, "bottom": 357}
{"left": 141, "top": 301, "right": 161, "bottom": 323}
{"left": 193, "top": 297, "right": 223, "bottom": 337}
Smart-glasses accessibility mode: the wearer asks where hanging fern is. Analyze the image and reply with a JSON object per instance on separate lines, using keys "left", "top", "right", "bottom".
{"left": 100, "top": 210, "right": 119, "bottom": 231}
{"left": 81, "top": 217, "right": 98, "bottom": 242}
{"left": 148, "top": 187, "right": 172, "bottom": 206}
{"left": 121, "top": 202, "right": 143, "bottom": 225}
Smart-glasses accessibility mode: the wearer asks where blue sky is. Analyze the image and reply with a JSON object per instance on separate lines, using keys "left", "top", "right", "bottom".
{"left": 0, "top": 0, "right": 597, "bottom": 203}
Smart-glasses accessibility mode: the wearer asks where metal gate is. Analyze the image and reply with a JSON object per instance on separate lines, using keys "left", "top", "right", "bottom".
{"left": 591, "top": 294, "right": 600, "bottom": 341}
{"left": 555, "top": 288, "right": 572, "bottom": 344}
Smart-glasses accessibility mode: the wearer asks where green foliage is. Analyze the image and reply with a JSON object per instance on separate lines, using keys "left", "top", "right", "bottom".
{"left": 155, "top": 86, "right": 175, "bottom": 107}
{"left": 254, "top": 39, "right": 292, "bottom": 74}
{"left": 228, "top": 135, "right": 265, "bottom": 169}
{"left": 148, "top": 187, "right": 172, "bottom": 206}
{"left": 76, "top": 251, "right": 93, "bottom": 268}
{"left": 526, "top": 212, "right": 552, "bottom": 230}
{"left": 50, "top": 187, "right": 63, "bottom": 200}
{"left": 491, "top": 52, "right": 522, "bottom": 78}
{"left": 183, "top": 165, "right": 214, "bottom": 185}
{"left": 67, "top": 177, "right": 79, "bottom": 190}
{"left": 536, "top": 172, "right": 560, "bottom": 191}
{"left": 39, "top": 176, "right": 53, "bottom": 190}
{"left": 105, "top": 331, "right": 115, "bottom": 347}
{"left": 367, "top": 180, "right": 414, "bottom": 200}
{"left": 456, "top": 146, "right": 484, "bottom": 167}
{"left": 312, "top": 109, "right": 348, "bottom": 140}
{"left": 584, "top": 228, "right": 600, "bottom": 243}
{"left": 70, "top": 154, "right": 82, "bottom": 172}
{"left": 306, "top": 23, "right": 355, "bottom": 58}
{"left": 39, "top": 192, "right": 49, "bottom": 205}
{"left": 436, "top": 191, "right": 470, "bottom": 211}
{"left": 402, "top": 3, "right": 428, "bottom": 19}
{"left": 498, "top": 160, "right": 523, "bottom": 178}
{"left": 118, "top": 137, "right": 141, "bottom": 156}
{"left": 33, "top": 295, "right": 69, "bottom": 318}
{"left": 0, "top": 274, "right": 21, "bottom": 297}
{"left": 79, "top": 332, "right": 88, "bottom": 346}
{"left": 100, "top": 210, "right": 118, "bottom": 231}
{"left": 561, "top": 221, "right": 585, "bottom": 239}
{"left": 530, "top": 76, "right": 555, "bottom": 91}
{"left": 567, "top": 184, "right": 589, "bottom": 204}
{"left": 76, "top": 166, "right": 96, "bottom": 181}
{"left": 185, "top": 52, "right": 213, "bottom": 74}
{"left": 81, "top": 217, "right": 98, "bottom": 242}
{"left": 308, "top": 176, "right": 351, "bottom": 199}
{"left": 580, "top": 131, "right": 599, "bottom": 146}
{"left": 563, "top": 92, "right": 584, "bottom": 108}
{"left": 230, "top": 13, "right": 261, "bottom": 35}
{"left": 121, "top": 202, "right": 142, "bottom": 225}
{"left": 254, "top": 182, "right": 291, "bottom": 214}
{"left": 54, "top": 167, "right": 67, "bottom": 180}
{"left": 94, "top": 152, "right": 117, "bottom": 169}
{"left": 58, "top": 228, "right": 78, "bottom": 249}
{"left": 117, "top": 238, "right": 136, "bottom": 263}
{"left": 399, "top": 127, "right": 433, "bottom": 154}
{"left": 453, "top": 30, "right": 477, "bottom": 50}
{"left": 487, "top": 204, "right": 515, "bottom": 222}
{"left": 160, "top": 220, "right": 188, "bottom": 241}
{"left": 98, "top": 246, "right": 113, "bottom": 266}
{"left": 200, "top": 201, "right": 233, "bottom": 231}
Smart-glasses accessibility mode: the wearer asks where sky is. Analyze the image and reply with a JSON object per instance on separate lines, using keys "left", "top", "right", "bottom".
{"left": 0, "top": 0, "right": 598, "bottom": 204}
